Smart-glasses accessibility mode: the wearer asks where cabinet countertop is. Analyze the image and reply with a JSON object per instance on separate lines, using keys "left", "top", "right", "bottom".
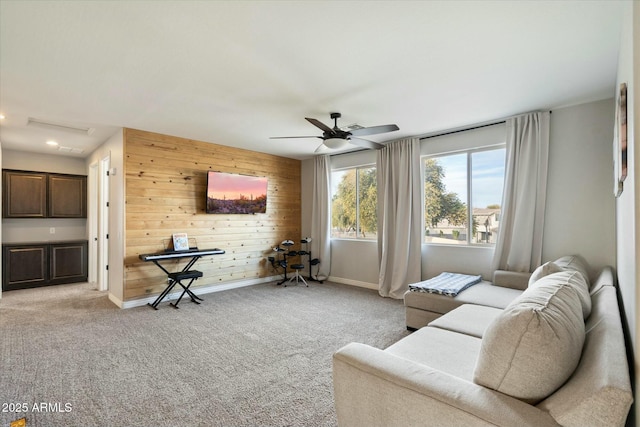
{"left": 2, "top": 240, "right": 89, "bottom": 246}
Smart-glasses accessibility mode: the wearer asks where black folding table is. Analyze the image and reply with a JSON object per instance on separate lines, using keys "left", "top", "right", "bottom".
{"left": 139, "top": 248, "right": 225, "bottom": 309}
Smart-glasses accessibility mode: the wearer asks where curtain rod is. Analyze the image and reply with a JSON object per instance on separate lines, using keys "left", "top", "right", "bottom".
{"left": 419, "top": 110, "right": 552, "bottom": 141}
{"left": 419, "top": 121, "right": 505, "bottom": 140}
{"left": 329, "top": 147, "right": 368, "bottom": 158}
{"left": 329, "top": 121, "right": 503, "bottom": 157}
{"left": 329, "top": 110, "right": 552, "bottom": 157}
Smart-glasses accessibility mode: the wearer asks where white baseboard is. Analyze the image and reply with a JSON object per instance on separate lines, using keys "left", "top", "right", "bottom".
{"left": 115, "top": 275, "right": 281, "bottom": 309}
{"left": 328, "top": 276, "right": 378, "bottom": 291}
{"left": 108, "top": 293, "right": 124, "bottom": 308}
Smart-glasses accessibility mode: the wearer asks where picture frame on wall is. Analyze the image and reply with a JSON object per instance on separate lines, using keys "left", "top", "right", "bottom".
{"left": 614, "top": 82, "right": 628, "bottom": 197}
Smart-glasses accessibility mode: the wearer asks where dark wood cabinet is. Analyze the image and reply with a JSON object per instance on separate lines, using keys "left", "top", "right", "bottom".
{"left": 48, "top": 174, "right": 87, "bottom": 218}
{"left": 3, "top": 169, "right": 87, "bottom": 218}
{"left": 50, "top": 241, "right": 88, "bottom": 284}
{"left": 2, "top": 170, "right": 47, "bottom": 218}
{"left": 2, "top": 170, "right": 89, "bottom": 291}
{"left": 3, "top": 244, "right": 48, "bottom": 289}
{"left": 2, "top": 241, "right": 88, "bottom": 291}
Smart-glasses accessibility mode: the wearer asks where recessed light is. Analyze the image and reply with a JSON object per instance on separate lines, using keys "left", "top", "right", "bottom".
{"left": 46, "top": 140, "right": 59, "bottom": 146}
{"left": 0, "top": 114, "right": 5, "bottom": 120}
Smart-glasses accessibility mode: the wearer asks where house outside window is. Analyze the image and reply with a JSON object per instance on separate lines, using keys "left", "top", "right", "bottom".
{"left": 423, "top": 147, "right": 506, "bottom": 245}
{"left": 331, "top": 166, "right": 377, "bottom": 240}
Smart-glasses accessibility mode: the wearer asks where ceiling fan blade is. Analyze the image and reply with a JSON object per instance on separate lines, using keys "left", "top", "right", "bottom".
{"left": 349, "top": 124, "right": 399, "bottom": 137}
{"left": 349, "top": 137, "right": 385, "bottom": 150}
{"left": 269, "top": 136, "right": 323, "bottom": 139}
{"left": 305, "top": 117, "right": 334, "bottom": 134}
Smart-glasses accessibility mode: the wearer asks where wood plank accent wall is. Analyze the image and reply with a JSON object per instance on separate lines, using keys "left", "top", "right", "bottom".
{"left": 124, "top": 128, "right": 301, "bottom": 301}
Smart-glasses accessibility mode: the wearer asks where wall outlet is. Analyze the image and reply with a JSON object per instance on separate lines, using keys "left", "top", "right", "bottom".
{"left": 49, "top": 227, "right": 55, "bottom": 234}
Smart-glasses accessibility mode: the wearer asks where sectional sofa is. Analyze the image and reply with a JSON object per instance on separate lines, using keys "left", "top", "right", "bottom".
{"left": 404, "top": 268, "right": 529, "bottom": 331}
{"left": 332, "top": 256, "right": 633, "bottom": 427}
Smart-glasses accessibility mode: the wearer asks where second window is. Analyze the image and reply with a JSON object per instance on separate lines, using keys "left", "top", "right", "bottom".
{"left": 424, "top": 147, "right": 506, "bottom": 245}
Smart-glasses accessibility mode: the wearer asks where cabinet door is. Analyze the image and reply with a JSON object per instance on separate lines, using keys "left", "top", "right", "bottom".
{"left": 48, "top": 174, "right": 87, "bottom": 218}
{"left": 3, "top": 245, "right": 48, "bottom": 290}
{"left": 50, "top": 241, "right": 88, "bottom": 284}
{"left": 3, "top": 170, "right": 47, "bottom": 218}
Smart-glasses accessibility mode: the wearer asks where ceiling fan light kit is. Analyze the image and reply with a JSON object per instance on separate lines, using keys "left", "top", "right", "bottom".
{"left": 323, "top": 137, "right": 349, "bottom": 149}
{"left": 271, "top": 112, "right": 399, "bottom": 152}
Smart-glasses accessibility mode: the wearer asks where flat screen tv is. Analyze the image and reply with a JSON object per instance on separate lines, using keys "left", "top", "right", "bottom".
{"left": 206, "top": 171, "right": 268, "bottom": 214}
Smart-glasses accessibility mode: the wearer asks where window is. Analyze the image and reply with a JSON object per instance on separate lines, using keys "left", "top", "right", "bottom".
{"left": 331, "top": 166, "right": 377, "bottom": 240}
{"left": 423, "top": 147, "right": 505, "bottom": 245}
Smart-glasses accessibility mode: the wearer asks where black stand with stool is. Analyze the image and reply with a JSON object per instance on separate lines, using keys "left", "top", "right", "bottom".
{"left": 285, "top": 250, "right": 308, "bottom": 287}
{"left": 168, "top": 270, "right": 204, "bottom": 308}
{"left": 139, "top": 248, "right": 225, "bottom": 309}
{"left": 299, "top": 238, "right": 322, "bottom": 283}
{"left": 271, "top": 240, "right": 295, "bottom": 286}
{"left": 269, "top": 238, "right": 321, "bottom": 286}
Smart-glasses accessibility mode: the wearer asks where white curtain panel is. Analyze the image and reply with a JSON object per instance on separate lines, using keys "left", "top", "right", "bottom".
{"left": 311, "top": 155, "right": 331, "bottom": 280}
{"left": 492, "top": 112, "right": 550, "bottom": 273}
{"left": 377, "top": 138, "right": 422, "bottom": 299}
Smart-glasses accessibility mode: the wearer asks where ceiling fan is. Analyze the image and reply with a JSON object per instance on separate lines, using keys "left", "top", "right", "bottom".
{"left": 270, "top": 112, "right": 399, "bottom": 152}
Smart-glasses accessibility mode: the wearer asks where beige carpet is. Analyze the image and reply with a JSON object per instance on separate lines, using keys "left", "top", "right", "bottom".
{"left": 0, "top": 280, "right": 409, "bottom": 427}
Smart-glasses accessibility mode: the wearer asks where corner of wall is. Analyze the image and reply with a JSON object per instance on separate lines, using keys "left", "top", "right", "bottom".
{"left": 614, "top": 3, "right": 638, "bottom": 426}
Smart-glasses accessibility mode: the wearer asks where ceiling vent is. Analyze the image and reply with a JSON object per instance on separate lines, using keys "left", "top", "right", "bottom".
{"left": 27, "top": 117, "right": 95, "bottom": 136}
{"left": 57, "top": 146, "right": 84, "bottom": 154}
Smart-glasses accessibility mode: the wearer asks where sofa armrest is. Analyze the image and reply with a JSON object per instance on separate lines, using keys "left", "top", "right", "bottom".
{"left": 492, "top": 270, "right": 531, "bottom": 290}
{"left": 333, "top": 342, "right": 560, "bottom": 427}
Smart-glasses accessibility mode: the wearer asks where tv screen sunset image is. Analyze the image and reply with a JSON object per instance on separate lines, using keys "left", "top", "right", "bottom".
{"left": 206, "top": 171, "right": 267, "bottom": 214}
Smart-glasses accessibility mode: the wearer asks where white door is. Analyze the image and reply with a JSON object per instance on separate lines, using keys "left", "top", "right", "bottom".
{"left": 99, "top": 156, "right": 110, "bottom": 292}
{"left": 88, "top": 162, "right": 99, "bottom": 287}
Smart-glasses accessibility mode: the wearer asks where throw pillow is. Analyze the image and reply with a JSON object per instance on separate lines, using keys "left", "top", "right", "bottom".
{"left": 554, "top": 255, "right": 591, "bottom": 288}
{"left": 473, "top": 273, "right": 586, "bottom": 403}
{"left": 531, "top": 270, "right": 591, "bottom": 319}
{"left": 528, "top": 261, "right": 563, "bottom": 286}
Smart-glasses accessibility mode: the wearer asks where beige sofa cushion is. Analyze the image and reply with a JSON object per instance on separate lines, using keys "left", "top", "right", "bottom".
{"left": 554, "top": 254, "right": 591, "bottom": 288}
{"left": 532, "top": 270, "right": 592, "bottom": 319}
{"left": 428, "top": 304, "right": 503, "bottom": 338}
{"left": 473, "top": 272, "right": 585, "bottom": 403}
{"left": 386, "top": 326, "right": 481, "bottom": 381}
{"left": 404, "top": 282, "right": 521, "bottom": 315}
{"left": 588, "top": 266, "right": 615, "bottom": 295}
{"left": 528, "top": 261, "right": 563, "bottom": 286}
{"left": 493, "top": 269, "right": 532, "bottom": 290}
{"left": 537, "top": 285, "right": 633, "bottom": 427}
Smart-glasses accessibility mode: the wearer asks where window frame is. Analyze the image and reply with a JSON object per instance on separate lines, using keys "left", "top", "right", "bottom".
{"left": 422, "top": 143, "right": 506, "bottom": 246}
{"left": 330, "top": 163, "right": 377, "bottom": 242}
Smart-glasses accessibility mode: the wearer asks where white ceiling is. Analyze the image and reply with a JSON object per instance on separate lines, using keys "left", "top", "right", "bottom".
{"left": 0, "top": 1, "right": 625, "bottom": 160}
